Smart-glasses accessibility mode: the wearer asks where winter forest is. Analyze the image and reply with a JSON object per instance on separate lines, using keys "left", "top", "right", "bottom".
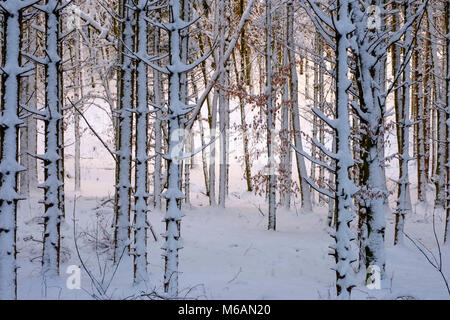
{"left": 0, "top": 0, "right": 449, "bottom": 301}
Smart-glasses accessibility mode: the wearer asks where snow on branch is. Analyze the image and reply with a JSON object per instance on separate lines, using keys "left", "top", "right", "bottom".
{"left": 0, "top": 0, "right": 39, "bottom": 13}
{"left": 312, "top": 137, "right": 337, "bottom": 160}
{"left": 312, "top": 107, "right": 338, "bottom": 130}
{"left": 384, "top": 0, "right": 429, "bottom": 50}
{"left": 166, "top": 48, "right": 214, "bottom": 74}
{"left": 292, "top": 144, "right": 335, "bottom": 173}
{"left": 304, "top": 176, "right": 336, "bottom": 200}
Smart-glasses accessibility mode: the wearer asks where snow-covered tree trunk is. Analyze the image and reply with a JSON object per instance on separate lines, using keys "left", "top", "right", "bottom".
{"left": 391, "top": 3, "right": 415, "bottom": 243}
{"left": 151, "top": 0, "right": 255, "bottom": 293}
{"left": 163, "top": 107, "right": 184, "bottom": 297}
{"left": 239, "top": 0, "right": 252, "bottom": 193}
{"left": 181, "top": 0, "right": 190, "bottom": 206}
{"left": 433, "top": 2, "right": 446, "bottom": 208}
{"left": 423, "top": 11, "right": 432, "bottom": 189}
{"left": 184, "top": 135, "right": 192, "bottom": 206}
{"left": 208, "top": 1, "right": 220, "bottom": 207}
{"left": 195, "top": 31, "right": 211, "bottom": 196}
{"left": 414, "top": 49, "right": 426, "bottom": 201}
{"left": 198, "top": 116, "right": 210, "bottom": 195}
{"left": 311, "top": 34, "right": 319, "bottom": 202}
{"left": 266, "top": 0, "right": 276, "bottom": 231}
{"left": 377, "top": 0, "right": 389, "bottom": 214}
{"left": 394, "top": 3, "right": 414, "bottom": 246}
{"left": 289, "top": 0, "right": 312, "bottom": 212}
{"left": 19, "top": 16, "right": 38, "bottom": 197}
{"left": 416, "top": 28, "right": 426, "bottom": 202}
{"left": 160, "top": 0, "right": 201, "bottom": 296}
{"left": 208, "top": 88, "right": 217, "bottom": 206}
{"left": 74, "top": 36, "right": 81, "bottom": 192}
{"left": 38, "top": 0, "right": 65, "bottom": 279}
{"left": 133, "top": 0, "right": 149, "bottom": 285}
{"left": 311, "top": 26, "right": 327, "bottom": 206}
{"left": 302, "top": 0, "right": 358, "bottom": 298}
{"left": 72, "top": 30, "right": 82, "bottom": 192}
{"left": 0, "top": 0, "right": 34, "bottom": 299}
{"left": 332, "top": 0, "right": 357, "bottom": 298}
{"left": 280, "top": 2, "right": 292, "bottom": 209}
{"left": 114, "top": 0, "right": 134, "bottom": 262}
{"left": 351, "top": 0, "right": 387, "bottom": 280}
{"left": 153, "top": 9, "right": 162, "bottom": 211}
{"left": 218, "top": 0, "right": 230, "bottom": 208}
{"left": 190, "top": 73, "right": 209, "bottom": 196}
{"left": 302, "top": 0, "right": 358, "bottom": 299}
{"left": 317, "top": 51, "right": 326, "bottom": 205}
{"left": 391, "top": 1, "right": 402, "bottom": 156}
{"left": 435, "top": 3, "right": 446, "bottom": 208}
{"left": 327, "top": 135, "right": 336, "bottom": 227}
{"left": 411, "top": 13, "right": 419, "bottom": 156}
{"left": 445, "top": 0, "right": 450, "bottom": 244}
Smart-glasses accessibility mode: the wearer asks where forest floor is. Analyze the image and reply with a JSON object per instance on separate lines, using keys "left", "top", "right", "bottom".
{"left": 14, "top": 165, "right": 450, "bottom": 300}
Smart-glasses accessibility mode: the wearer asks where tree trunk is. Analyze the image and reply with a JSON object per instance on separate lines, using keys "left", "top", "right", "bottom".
{"left": 114, "top": 0, "right": 134, "bottom": 262}
{"left": 445, "top": 0, "right": 450, "bottom": 244}
{"left": 394, "top": 3, "right": 413, "bottom": 246}
{"left": 153, "top": 10, "right": 162, "bottom": 211}
{"left": 290, "top": 0, "right": 312, "bottom": 212}
{"left": 333, "top": 0, "right": 357, "bottom": 298}
{"left": 0, "top": 1, "right": 30, "bottom": 299}
{"left": 74, "top": 30, "right": 82, "bottom": 192}
{"left": 266, "top": 0, "right": 276, "bottom": 231}
{"left": 218, "top": 0, "right": 230, "bottom": 208}
{"left": 433, "top": 2, "right": 446, "bottom": 208}
{"left": 239, "top": 0, "right": 252, "bottom": 192}
{"left": 280, "top": 2, "right": 292, "bottom": 209}
{"left": 133, "top": 0, "right": 149, "bottom": 285}
{"left": 42, "top": 0, "right": 64, "bottom": 279}
{"left": 19, "top": 17, "right": 38, "bottom": 197}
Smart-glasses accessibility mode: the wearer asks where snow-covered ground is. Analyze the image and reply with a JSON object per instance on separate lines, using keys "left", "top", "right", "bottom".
{"left": 13, "top": 85, "right": 449, "bottom": 300}
{"left": 15, "top": 161, "right": 450, "bottom": 300}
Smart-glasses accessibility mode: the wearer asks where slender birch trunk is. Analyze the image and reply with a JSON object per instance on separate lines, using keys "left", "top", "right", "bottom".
{"left": 266, "top": 0, "right": 277, "bottom": 231}
{"left": 239, "top": 0, "right": 252, "bottom": 192}
{"left": 218, "top": 0, "right": 230, "bottom": 208}
{"left": 73, "top": 30, "right": 82, "bottom": 192}
{"left": 208, "top": 1, "right": 220, "bottom": 207}
{"left": 280, "top": 2, "right": 292, "bottom": 209}
{"left": 290, "top": 0, "right": 312, "bottom": 212}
